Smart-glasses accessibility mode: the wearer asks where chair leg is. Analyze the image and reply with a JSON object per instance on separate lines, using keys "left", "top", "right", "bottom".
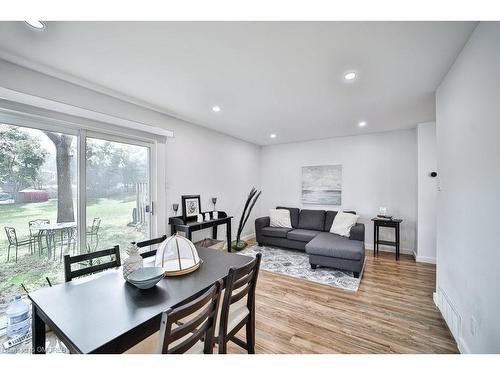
{"left": 218, "top": 337, "right": 227, "bottom": 354}
{"left": 246, "top": 316, "right": 255, "bottom": 354}
{"left": 15, "top": 245, "right": 18, "bottom": 262}
{"left": 7, "top": 244, "right": 11, "bottom": 262}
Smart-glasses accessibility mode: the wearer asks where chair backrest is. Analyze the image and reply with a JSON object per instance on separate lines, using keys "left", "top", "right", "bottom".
{"left": 63, "top": 245, "right": 121, "bottom": 282}
{"left": 4, "top": 226, "right": 17, "bottom": 245}
{"left": 137, "top": 235, "right": 167, "bottom": 258}
{"left": 28, "top": 219, "right": 50, "bottom": 236}
{"left": 219, "top": 253, "right": 262, "bottom": 338}
{"left": 158, "top": 279, "right": 222, "bottom": 354}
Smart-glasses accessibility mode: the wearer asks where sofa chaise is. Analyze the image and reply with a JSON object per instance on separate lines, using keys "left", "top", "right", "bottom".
{"left": 255, "top": 207, "right": 365, "bottom": 277}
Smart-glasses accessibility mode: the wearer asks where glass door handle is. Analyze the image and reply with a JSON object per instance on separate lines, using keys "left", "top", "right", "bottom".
{"left": 145, "top": 202, "right": 154, "bottom": 215}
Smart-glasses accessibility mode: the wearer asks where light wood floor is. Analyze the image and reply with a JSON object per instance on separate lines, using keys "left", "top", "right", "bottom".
{"left": 228, "top": 239, "right": 458, "bottom": 354}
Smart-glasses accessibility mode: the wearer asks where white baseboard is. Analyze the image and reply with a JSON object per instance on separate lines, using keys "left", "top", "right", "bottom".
{"left": 458, "top": 337, "right": 471, "bottom": 354}
{"left": 435, "top": 287, "right": 468, "bottom": 353}
{"left": 241, "top": 233, "right": 256, "bottom": 241}
{"left": 415, "top": 255, "right": 436, "bottom": 264}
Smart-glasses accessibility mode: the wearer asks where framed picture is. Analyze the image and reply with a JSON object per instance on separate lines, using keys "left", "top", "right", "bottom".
{"left": 301, "top": 165, "right": 342, "bottom": 205}
{"left": 181, "top": 195, "right": 201, "bottom": 220}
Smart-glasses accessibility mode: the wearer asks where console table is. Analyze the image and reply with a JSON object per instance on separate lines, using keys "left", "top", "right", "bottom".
{"left": 169, "top": 211, "right": 233, "bottom": 252}
{"left": 371, "top": 218, "right": 403, "bottom": 260}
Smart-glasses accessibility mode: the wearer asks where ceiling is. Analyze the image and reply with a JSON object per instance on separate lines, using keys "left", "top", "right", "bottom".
{"left": 0, "top": 21, "right": 476, "bottom": 145}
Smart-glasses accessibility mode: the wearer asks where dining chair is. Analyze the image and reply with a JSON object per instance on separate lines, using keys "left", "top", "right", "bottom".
{"left": 86, "top": 217, "right": 101, "bottom": 252}
{"left": 126, "top": 279, "right": 223, "bottom": 354}
{"left": 28, "top": 219, "right": 50, "bottom": 256}
{"left": 63, "top": 245, "right": 121, "bottom": 282}
{"left": 216, "top": 252, "right": 262, "bottom": 354}
{"left": 137, "top": 235, "right": 167, "bottom": 258}
{"left": 4, "top": 226, "right": 32, "bottom": 262}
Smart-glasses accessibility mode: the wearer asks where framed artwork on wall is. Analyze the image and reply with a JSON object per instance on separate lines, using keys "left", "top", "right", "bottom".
{"left": 181, "top": 195, "right": 201, "bottom": 220}
{"left": 301, "top": 165, "right": 342, "bottom": 205}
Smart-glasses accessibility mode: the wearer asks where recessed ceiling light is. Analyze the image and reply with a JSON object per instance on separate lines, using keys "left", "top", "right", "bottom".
{"left": 212, "top": 106, "right": 221, "bottom": 112}
{"left": 358, "top": 121, "right": 367, "bottom": 127}
{"left": 25, "top": 21, "right": 45, "bottom": 30}
{"left": 344, "top": 72, "right": 357, "bottom": 80}
{"left": 270, "top": 134, "right": 277, "bottom": 139}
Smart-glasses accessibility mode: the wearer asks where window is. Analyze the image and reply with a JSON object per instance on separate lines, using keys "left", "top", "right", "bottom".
{"left": 0, "top": 103, "right": 164, "bottom": 317}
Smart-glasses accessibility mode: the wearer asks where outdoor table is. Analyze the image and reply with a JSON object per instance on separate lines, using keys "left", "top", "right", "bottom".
{"left": 32, "top": 222, "right": 76, "bottom": 259}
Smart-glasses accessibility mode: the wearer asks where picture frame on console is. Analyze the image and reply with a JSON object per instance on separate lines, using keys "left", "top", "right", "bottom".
{"left": 181, "top": 195, "right": 201, "bottom": 220}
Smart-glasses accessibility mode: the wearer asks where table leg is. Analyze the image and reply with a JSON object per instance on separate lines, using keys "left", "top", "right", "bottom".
{"left": 170, "top": 224, "right": 176, "bottom": 236}
{"left": 212, "top": 225, "right": 218, "bottom": 239}
{"left": 226, "top": 220, "right": 232, "bottom": 253}
{"left": 396, "top": 224, "right": 400, "bottom": 261}
{"left": 373, "top": 223, "right": 377, "bottom": 257}
{"left": 32, "top": 304, "right": 46, "bottom": 354}
{"left": 185, "top": 228, "right": 192, "bottom": 241}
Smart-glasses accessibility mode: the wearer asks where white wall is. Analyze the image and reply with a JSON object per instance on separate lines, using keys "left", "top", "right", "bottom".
{"left": 436, "top": 22, "right": 500, "bottom": 353}
{"left": 416, "top": 122, "right": 438, "bottom": 263}
{"left": 260, "top": 129, "right": 417, "bottom": 252}
{"left": 0, "top": 59, "right": 261, "bottom": 243}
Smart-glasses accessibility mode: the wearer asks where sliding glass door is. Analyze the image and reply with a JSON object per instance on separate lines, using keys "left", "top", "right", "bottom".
{"left": 85, "top": 135, "right": 151, "bottom": 256}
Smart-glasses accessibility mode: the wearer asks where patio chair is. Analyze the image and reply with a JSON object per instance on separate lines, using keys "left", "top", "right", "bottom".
{"left": 4, "top": 226, "right": 32, "bottom": 262}
{"left": 28, "top": 219, "right": 50, "bottom": 256}
{"left": 86, "top": 218, "right": 101, "bottom": 252}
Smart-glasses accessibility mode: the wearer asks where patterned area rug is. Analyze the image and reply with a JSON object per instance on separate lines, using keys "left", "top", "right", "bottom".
{"left": 240, "top": 245, "right": 362, "bottom": 292}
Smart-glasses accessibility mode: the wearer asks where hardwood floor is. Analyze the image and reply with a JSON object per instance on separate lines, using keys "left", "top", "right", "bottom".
{"left": 228, "top": 239, "right": 458, "bottom": 354}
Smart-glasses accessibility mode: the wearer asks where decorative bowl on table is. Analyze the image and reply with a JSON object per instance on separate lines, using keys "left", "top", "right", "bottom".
{"left": 126, "top": 267, "right": 164, "bottom": 289}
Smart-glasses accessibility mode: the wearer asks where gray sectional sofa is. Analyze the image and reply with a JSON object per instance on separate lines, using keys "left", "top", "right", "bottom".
{"left": 255, "top": 207, "right": 365, "bottom": 277}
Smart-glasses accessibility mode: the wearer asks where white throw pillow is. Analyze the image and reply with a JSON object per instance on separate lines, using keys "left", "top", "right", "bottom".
{"left": 330, "top": 211, "right": 359, "bottom": 237}
{"left": 269, "top": 209, "right": 292, "bottom": 228}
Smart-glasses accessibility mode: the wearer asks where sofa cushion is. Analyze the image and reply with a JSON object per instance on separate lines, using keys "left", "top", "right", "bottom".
{"left": 286, "top": 229, "right": 321, "bottom": 242}
{"left": 260, "top": 226, "right": 292, "bottom": 239}
{"left": 325, "top": 210, "right": 357, "bottom": 231}
{"left": 298, "top": 209, "right": 325, "bottom": 231}
{"left": 324, "top": 211, "right": 338, "bottom": 231}
{"left": 330, "top": 211, "right": 360, "bottom": 237}
{"left": 276, "top": 206, "right": 300, "bottom": 228}
{"left": 269, "top": 209, "right": 292, "bottom": 228}
{"left": 305, "top": 232, "right": 364, "bottom": 261}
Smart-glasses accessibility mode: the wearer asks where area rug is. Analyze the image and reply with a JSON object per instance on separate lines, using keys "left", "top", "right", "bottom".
{"left": 239, "top": 245, "right": 362, "bottom": 292}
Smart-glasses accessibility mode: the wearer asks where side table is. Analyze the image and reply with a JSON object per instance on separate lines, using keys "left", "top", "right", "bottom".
{"left": 371, "top": 218, "right": 403, "bottom": 260}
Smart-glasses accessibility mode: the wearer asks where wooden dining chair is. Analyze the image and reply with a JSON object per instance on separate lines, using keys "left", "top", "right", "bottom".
{"left": 63, "top": 245, "right": 121, "bottom": 282}
{"left": 126, "top": 279, "right": 223, "bottom": 354}
{"left": 216, "top": 253, "right": 262, "bottom": 354}
{"left": 137, "top": 235, "right": 167, "bottom": 258}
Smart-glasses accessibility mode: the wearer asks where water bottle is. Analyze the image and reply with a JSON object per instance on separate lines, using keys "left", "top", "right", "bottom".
{"left": 6, "top": 295, "right": 31, "bottom": 338}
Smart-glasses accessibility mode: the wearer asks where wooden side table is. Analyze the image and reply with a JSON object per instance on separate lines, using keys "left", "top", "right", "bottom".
{"left": 371, "top": 218, "right": 403, "bottom": 260}
{"left": 169, "top": 211, "right": 233, "bottom": 252}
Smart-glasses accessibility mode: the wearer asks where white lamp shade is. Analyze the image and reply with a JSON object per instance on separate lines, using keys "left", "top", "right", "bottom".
{"left": 154, "top": 234, "right": 201, "bottom": 276}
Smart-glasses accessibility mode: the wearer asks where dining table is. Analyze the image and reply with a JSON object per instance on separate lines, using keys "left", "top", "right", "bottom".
{"left": 28, "top": 246, "right": 252, "bottom": 354}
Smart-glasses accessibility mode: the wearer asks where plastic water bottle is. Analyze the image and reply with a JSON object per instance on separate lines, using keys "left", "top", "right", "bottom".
{"left": 6, "top": 295, "right": 31, "bottom": 338}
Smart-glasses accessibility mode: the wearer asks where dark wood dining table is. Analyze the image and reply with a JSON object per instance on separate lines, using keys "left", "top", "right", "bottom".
{"left": 28, "top": 247, "right": 252, "bottom": 354}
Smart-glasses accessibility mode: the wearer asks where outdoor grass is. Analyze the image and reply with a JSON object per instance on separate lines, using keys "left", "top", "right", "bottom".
{"left": 0, "top": 193, "right": 147, "bottom": 313}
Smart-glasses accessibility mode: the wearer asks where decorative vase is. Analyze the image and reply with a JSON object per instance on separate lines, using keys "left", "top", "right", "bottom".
{"left": 231, "top": 240, "right": 248, "bottom": 251}
{"left": 123, "top": 242, "right": 144, "bottom": 279}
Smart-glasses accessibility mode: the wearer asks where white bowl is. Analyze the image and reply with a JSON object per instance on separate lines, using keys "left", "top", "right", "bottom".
{"left": 127, "top": 267, "right": 164, "bottom": 289}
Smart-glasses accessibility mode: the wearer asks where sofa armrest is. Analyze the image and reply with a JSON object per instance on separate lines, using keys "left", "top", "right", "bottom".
{"left": 349, "top": 223, "right": 365, "bottom": 242}
{"left": 255, "top": 216, "right": 270, "bottom": 243}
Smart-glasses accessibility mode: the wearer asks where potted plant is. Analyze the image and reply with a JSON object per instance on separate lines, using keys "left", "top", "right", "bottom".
{"left": 231, "top": 187, "right": 261, "bottom": 251}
